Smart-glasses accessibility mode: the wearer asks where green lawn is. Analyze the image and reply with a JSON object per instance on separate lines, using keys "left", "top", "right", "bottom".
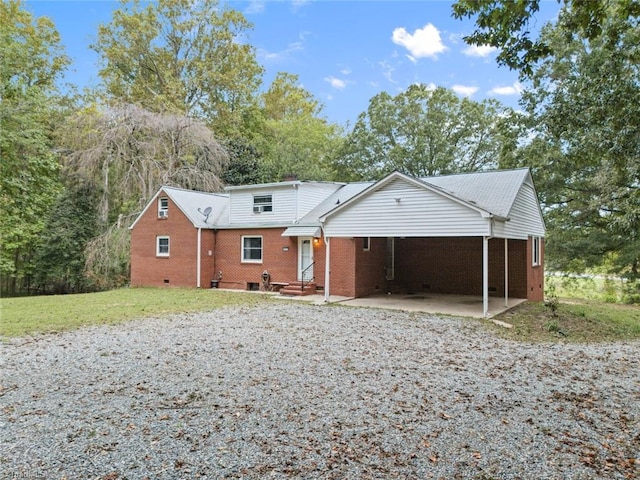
{"left": 491, "top": 299, "right": 640, "bottom": 343}
{"left": 2, "top": 286, "right": 639, "bottom": 343}
{"left": 0, "top": 288, "right": 272, "bottom": 337}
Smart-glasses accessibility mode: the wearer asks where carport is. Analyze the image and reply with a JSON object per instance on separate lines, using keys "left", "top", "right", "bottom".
{"left": 318, "top": 170, "right": 546, "bottom": 317}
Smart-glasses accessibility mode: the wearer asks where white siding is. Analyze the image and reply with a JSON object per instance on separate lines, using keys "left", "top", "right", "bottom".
{"left": 323, "top": 178, "right": 491, "bottom": 237}
{"left": 501, "top": 183, "right": 546, "bottom": 239}
{"left": 229, "top": 185, "right": 298, "bottom": 224}
{"left": 297, "top": 183, "right": 342, "bottom": 219}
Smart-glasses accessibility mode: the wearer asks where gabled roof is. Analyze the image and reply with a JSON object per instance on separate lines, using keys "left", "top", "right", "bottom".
{"left": 129, "top": 186, "right": 229, "bottom": 230}
{"left": 423, "top": 168, "right": 531, "bottom": 219}
{"left": 296, "top": 182, "right": 373, "bottom": 225}
{"left": 318, "top": 168, "right": 532, "bottom": 223}
{"left": 320, "top": 171, "right": 505, "bottom": 222}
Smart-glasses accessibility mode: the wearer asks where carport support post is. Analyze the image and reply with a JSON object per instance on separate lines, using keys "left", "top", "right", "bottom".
{"left": 483, "top": 236, "right": 489, "bottom": 318}
{"left": 324, "top": 236, "right": 331, "bottom": 302}
{"left": 504, "top": 238, "right": 509, "bottom": 308}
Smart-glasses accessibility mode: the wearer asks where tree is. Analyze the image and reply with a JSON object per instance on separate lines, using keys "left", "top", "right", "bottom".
{"left": 257, "top": 73, "right": 341, "bottom": 182}
{"left": 59, "top": 104, "right": 229, "bottom": 224}
{"left": 0, "top": 0, "right": 69, "bottom": 294}
{"left": 519, "top": 9, "right": 640, "bottom": 288}
{"left": 452, "top": 0, "right": 640, "bottom": 75}
{"left": 221, "top": 139, "right": 263, "bottom": 186}
{"left": 34, "top": 183, "right": 98, "bottom": 294}
{"left": 332, "top": 85, "right": 516, "bottom": 181}
{"left": 92, "top": 0, "right": 263, "bottom": 137}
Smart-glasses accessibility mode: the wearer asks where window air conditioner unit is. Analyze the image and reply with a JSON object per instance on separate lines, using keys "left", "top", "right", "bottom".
{"left": 253, "top": 205, "right": 264, "bottom": 213}
{"left": 159, "top": 210, "right": 168, "bottom": 218}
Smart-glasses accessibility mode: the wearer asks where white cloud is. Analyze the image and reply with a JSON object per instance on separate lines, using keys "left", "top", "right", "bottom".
{"left": 340, "top": 67, "right": 352, "bottom": 75}
{"left": 245, "top": 1, "right": 265, "bottom": 14}
{"left": 258, "top": 41, "right": 304, "bottom": 62}
{"left": 463, "top": 44, "right": 498, "bottom": 58}
{"left": 452, "top": 84, "right": 479, "bottom": 97}
{"left": 379, "top": 60, "right": 396, "bottom": 83}
{"left": 325, "top": 76, "right": 347, "bottom": 90}
{"left": 489, "top": 81, "right": 524, "bottom": 96}
{"left": 391, "top": 23, "right": 447, "bottom": 60}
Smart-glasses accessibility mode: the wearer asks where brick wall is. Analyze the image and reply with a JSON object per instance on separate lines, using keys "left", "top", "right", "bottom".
{"left": 527, "top": 236, "right": 545, "bottom": 301}
{"left": 130, "top": 196, "right": 207, "bottom": 287}
{"left": 352, "top": 237, "right": 531, "bottom": 299}
{"left": 327, "top": 238, "right": 356, "bottom": 297}
{"left": 213, "top": 228, "right": 296, "bottom": 289}
{"left": 354, "top": 237, "right": 387, "bottom": 297}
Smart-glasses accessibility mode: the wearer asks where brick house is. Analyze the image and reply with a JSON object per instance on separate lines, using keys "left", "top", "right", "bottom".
{"left": 130, "top": 168, "right": 545, "bottom": 316}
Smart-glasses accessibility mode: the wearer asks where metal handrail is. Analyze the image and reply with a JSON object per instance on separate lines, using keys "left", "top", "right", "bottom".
{"left": 300, "top": 262, "right": 315, "bottom": 291}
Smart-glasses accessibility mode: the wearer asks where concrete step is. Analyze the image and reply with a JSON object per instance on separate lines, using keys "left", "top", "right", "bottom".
{"left": 280, "top": 282, "right": 317, "bottom": 296}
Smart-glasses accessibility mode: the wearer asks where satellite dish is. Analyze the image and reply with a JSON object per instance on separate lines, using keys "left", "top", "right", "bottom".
{"left": 198, "top": 206, "right": 213, "bottom": 222}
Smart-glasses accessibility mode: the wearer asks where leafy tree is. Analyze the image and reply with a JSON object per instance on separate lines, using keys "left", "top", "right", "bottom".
{"left": 92, "top": 0, "right": 263, "bottom": 138}
{"left": 452, "top": 0, "right": 640, "bottom": 75}
{"left": 257, "top": 73, "right": 341, "bottom": 182}
{"left": 34, "top": 184, "right": 98, "bottom": 294}
{"left": 333, "top": 85, "right": 516, "bottom": 181}
{"left": 0, "top": 0, "right": 69, "bottom": 294}
{"left": 222, "top": 139, "right": 263, "bottom": 186}
{"left": 520, "top": 9, "right": 640, "bottom": 285}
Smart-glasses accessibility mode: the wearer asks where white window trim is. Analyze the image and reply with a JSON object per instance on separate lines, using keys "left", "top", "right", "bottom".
{"left": 158, "top": 197, "right": 169, "bottom": 218}
{"left": 253, "top": 194, "right": 273, "bottom": 214}
{"left": 156, "top": 236, "right": 170, "bottom": 257}
{"left": 532, "top": 236, "right": 541, "bottom": 266}
{"left": 363, "top": 237, "right": 370, "bottom": 251}
{"left": 241, "top": 235, "right": 263, "bottom": 263}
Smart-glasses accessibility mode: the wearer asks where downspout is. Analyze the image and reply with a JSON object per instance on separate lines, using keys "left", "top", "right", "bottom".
{"left": 197, "top": 227, "right": 202, "bottom": 288}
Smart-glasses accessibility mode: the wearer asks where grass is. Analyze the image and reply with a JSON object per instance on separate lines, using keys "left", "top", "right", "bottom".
{"left": 2, "top": 286, "right": 639, "bottom": 344}
{"left": 0, "top": 287, "right": 273, "bottom": 337}
{"left": 546, "top": 274, "right": 634, "bottom": 303}
{"left": 491, "top": 299, "right": 640, "bottom": 343}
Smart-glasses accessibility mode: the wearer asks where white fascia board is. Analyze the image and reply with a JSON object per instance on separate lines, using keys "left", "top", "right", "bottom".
{"left": 319, "top": 171, "right": 498, "bottom": 222}
{"left": 224, "top": 180, "right": 301, "bottom": 191}
{"left": 129, "top": 187, "right": 164, "bottom": 230}
{"left": 213, "top": 222, "right": 298, "bottom": 230}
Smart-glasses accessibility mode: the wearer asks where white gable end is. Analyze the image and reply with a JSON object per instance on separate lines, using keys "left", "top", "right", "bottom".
{"left": 497, "top": 182, "right": 546, "bottom": 239}
{"left": 322, "top": 178, "right": 491, "bottom": 237}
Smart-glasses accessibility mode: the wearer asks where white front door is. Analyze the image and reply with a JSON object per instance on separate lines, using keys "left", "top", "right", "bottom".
{"left": 298, "top": 237, "right": 314, "bottom": 281}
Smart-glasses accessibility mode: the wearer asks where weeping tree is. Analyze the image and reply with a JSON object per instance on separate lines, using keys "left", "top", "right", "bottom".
{"left": 58, "top": 103, "right": 228, "bottom": 287}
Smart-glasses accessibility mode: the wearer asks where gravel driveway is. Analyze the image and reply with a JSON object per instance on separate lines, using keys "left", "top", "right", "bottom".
{"left": 1, "top": 303, "right": 638, "bottom": 479}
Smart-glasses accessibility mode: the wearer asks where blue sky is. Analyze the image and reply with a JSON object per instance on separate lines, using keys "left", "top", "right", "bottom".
{"left": 26, "top": 0, "right": 561, "bottom": 127}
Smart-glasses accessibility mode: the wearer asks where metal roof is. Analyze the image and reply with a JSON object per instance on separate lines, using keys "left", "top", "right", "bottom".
{"left": 161, "top": 186, "right": 229, "bottom": 228}
{"left": 282, "top": 226, "right": 322, "bottom": 237}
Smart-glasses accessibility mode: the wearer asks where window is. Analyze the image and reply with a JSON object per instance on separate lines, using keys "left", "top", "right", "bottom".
{"left": 532, "top": 236, "right": 541, "bottom": 266}
{"left": 253, "top": 194, "right": 273, "bottom": 213}
{"left": 242, "top": 236, "right": 263, "bottom": 263}
{"left": 158, "top": 197, "right": 169, "bottom": 218}
{"left": 363, "top": 237, "right": 370, "bottom": 251}
{"left": 157, "top": 236, "right": 170, "bottom": 257}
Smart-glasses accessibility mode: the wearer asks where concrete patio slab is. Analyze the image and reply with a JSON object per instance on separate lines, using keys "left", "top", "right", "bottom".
{"left": 278, "top": 292, "right": 526, "bottom": 318}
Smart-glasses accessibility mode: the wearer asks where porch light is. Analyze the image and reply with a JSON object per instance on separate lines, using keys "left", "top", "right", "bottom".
{"left": 395, "top": 197, "right": 401, "bottom": 203}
